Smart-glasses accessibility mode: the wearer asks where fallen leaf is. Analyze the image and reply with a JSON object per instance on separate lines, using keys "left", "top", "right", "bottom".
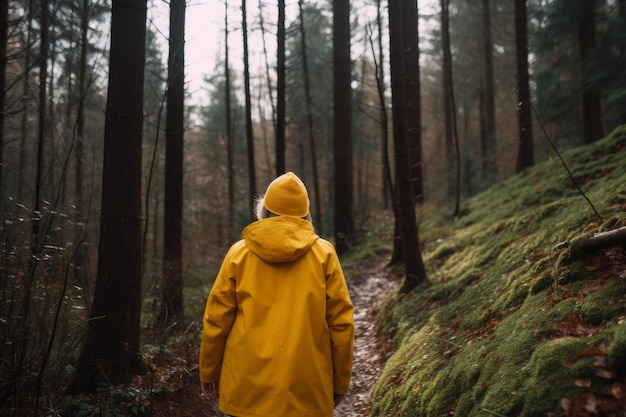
{"left": 575, "top": 379, "right": 591, "bottom": 387}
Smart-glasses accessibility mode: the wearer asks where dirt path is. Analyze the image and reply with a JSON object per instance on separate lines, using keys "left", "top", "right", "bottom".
{"left": 333, "top": 256, "right": 399, "bottom": 416}
{"left": 152, "top": 256, "right": 398, "bottom": 417}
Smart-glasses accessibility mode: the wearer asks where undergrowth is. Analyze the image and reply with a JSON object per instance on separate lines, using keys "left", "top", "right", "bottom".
{"left": 371, "top": 125, "right": 626, "bottom": 416}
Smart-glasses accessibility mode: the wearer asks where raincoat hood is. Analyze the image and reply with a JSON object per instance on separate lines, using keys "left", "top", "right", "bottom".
{"left": 242, "top": 216, "right": 319, "bottom": 263}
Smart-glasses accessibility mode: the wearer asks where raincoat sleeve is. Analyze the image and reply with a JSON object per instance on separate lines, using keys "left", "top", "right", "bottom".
{"left": 199, "top": 244, "right": 240, "bottom": 383}
{"left": 324, "top": 245, "right": 355, "bottom": 395}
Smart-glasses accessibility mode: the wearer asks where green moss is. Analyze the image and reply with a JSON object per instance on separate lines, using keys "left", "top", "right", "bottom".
{"left": 519, "top": 337, "right": 601, "bottom": 415}
{"left": 608, "top": 321, "right": 626, "bottom": 372}
{"left": 579, "top": 285, "right": 625, "bottom": 325}
{"left": 370, "top": 126, "right": 626, "bottom": 417}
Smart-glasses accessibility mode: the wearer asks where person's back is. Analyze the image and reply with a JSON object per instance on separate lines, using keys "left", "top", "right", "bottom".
{"left": 199, "top": 172, "right": 354, "bottom": 417}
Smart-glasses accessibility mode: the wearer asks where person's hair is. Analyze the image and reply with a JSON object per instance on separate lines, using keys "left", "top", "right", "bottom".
{"left": 255, "top": 195, "right": 312, "bottom": 223}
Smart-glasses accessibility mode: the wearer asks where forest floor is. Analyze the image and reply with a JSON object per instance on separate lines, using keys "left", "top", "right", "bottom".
{"left": 149, "top": 255, "right": 400, "bottom": 417}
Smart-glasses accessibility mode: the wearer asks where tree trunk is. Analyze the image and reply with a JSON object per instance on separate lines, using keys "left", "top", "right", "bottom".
{"left": 388, "top": 0, "right": 405, "bottom": 266}
{"left": 258, "top": 0, "right": 276, "bottom": 132}
{"left": 388, "top": 0, "right": 427, "bottom": 289}
{"left": 441, "top": 0, "right": 453, "bottom": 175}
{"left": 441, "top": 0, "right": 461, "bottom": 216}
{"left": 224, "top": 1, "right": 234, "bottom": 237}
{"left": 161, "top": 0, "right": 185, "bottom": 324}
{"left": 515, "top": 0, "right": 534, "bottom": 172}
{"left": 0, "top": 0, "right": 7, "bottom": 190}
{"left": 375, "top": 0, "right": 390, "bottom": 211}
{"left": 33, "top": 0, "right": 49, "bottom": 253}
{"left": 402, "top": 0, "right": 423, "bottom": 203}
{"left": 332, "top": 0, "right": 354, "bottom": 254}
{"left": 257, "top": 0, "right": 275, "bottom": 175}
{"left": 298, "top": 0, "right": 322, "bottom": 229}
{"left": 480, "top": 0, "right": 497, "bottom": 177}
{"left": 18, "top": 0, "right": 34, "bottom": 204}
{"left": 276, "top": 0, "right": 286, "bottom": 175}
{"left": 579, "top": 0, "right": 604, "bottom": 144}
{"left": 73, "top": 0, "right": 90, "bottom": 286}
{"left": 439, "top": 0, "right": 454, "bottom": 159}
{"left": 242, "top": 0, "right": 256, "bottom": 219}
{"left": 66, "top": 0, "right": 147, "bottom": 393}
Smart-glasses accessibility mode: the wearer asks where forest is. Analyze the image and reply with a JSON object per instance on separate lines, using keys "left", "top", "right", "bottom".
{"left": 0, "top": 0, "right": 625, "bottom": 416}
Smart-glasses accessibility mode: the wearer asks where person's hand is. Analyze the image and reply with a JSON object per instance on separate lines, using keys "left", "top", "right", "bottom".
{"left": 200, "top": 381, "right": 220, "bottom": 402}
{"left": 334, "top": 393, "right": 344, "bottom": 407}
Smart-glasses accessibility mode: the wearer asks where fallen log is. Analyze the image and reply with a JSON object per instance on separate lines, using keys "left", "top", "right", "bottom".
{"left": 576, "top": 225, "right": 626, "bottom": 252}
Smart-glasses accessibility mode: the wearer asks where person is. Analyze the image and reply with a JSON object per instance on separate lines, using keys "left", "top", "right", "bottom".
{"left": 199, "top": 172, "right": 355, "bottom": 417}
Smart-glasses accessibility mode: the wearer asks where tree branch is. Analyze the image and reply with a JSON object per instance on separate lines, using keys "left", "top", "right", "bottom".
{"left": 577, "top": 226, "right": 626, "bottom": 252}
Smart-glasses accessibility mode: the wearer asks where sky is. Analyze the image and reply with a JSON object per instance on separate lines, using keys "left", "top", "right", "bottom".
{"left": 149, "top": 0, "right": 300, "bottom": 107}
{"left": 148, "top": 0, "right": 439, "bottom": 108}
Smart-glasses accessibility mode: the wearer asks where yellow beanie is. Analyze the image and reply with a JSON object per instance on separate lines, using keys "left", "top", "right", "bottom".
{"left": 263, "top": 172, "right": 310, "bottom": 217}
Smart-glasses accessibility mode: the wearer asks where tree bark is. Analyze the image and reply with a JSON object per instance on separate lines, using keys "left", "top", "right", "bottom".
{"left": 224, "top": 1, "right": 234, "bottom": 237}
{"left": 18, "top": 0, "right": 34, "bottom": 204}
{"left": 298, "top": 0, "right": 322, "bottom": 229}
{"left": 388, "top": 0, "right": 427, "bottom": 289}
{"left": 0, "top": 0, "right": 7, "bottom": 190}
{"left": 441, "top": 0, "right": 461, "bottom": 216}
{"left": 276, "top": 0, "right": 286, "bottom": 175}
{"left": 480, "top": 0, "right": 497, "bottom": 177}
{"left": 242, "top": 0, "right": 256, "bottom": 219}
{"left": 66, "top": 0, "right": 147, "bottom": 393}
{"left": 515, "top": 0, "right": 534, "bottom": 172}
{"left": 161, "top": 0, "right": 185, "bottom": 324}
{"left": 577, "top": 226, "right": 626, "bottom": 252}
{"left": 402, "top": 0, "right": 423, "bottom": 203}
{"left": 73, "top": 0, "right": 90, "bottom": 287}
{"left": 333, "top": 0, "right": 354, "bottom": 254}
{"left": 375, "top": 0, "right": 390, "bottom": 210}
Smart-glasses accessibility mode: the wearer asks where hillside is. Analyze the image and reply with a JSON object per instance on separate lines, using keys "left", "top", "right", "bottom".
{"left": 38, "top": 128, "right": 625, "bottom": 417}
{"left": 371, "top": 126, "right": 626, "bottom": 416}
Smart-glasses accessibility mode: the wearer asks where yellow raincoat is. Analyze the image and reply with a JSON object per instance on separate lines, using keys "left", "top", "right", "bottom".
{"left": 199, "top": 216, "right": 354, "bottom": 417}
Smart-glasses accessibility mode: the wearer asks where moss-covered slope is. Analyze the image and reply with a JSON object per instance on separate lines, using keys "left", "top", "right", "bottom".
{"left": 371, "top": 126, "right": 626, "bottom": 416}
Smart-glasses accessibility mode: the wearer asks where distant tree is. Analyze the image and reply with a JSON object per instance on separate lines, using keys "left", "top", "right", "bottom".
{"left": 332, "top": 0, "right": 354, "bottom": 254}
{"left": 257, "top": 0, "right": 276, "bottom": 175}
{"left": 18, "top": 0, "right": 35, "bottom": 203}
{"left": 285, "top": 3, "right": 332, "bottom": 229}
{"left": 2, "top": 0, "right": 49, "bottom": 401}
{"left": 441, "top": 0, "right": 453, "bottom": 192}
{"left": 242, "top": 0, "right": 256, "bottom": 218}
{"left": 276, "top": 0, "right": 286, "bottom": 175}
{"left": 161, "top": 0, "right": 185, "bottom": 324}
{"left": 73, "top": 0, "right": 91, "bottom": 285}
{"left": 142, "top": 27, "right": 167, "bottom": 277}
{"left": 579, "top": 0, "right": 604, "bottom": 143}
{"left": 388, "top": 0, "right": 427, "bottom": 290}
{"left": 66, "top": 0, "right": 148, "bottom": 393}
{"left": 297, "top": 0, "right": 321, "bottom": 228}
{"left": 33, "top": 0, "right": 49, "bottom": 255}
{"left": 480, "top": 0, "right": 497, "bottom": 178}
{"left": 602, "top": 0, "right": 626, "bottom": 126}
{"left": 224, "top": 0, "right": 234, "bottom": 237}
{"left": 200, "top": 67, "right": 246, "bottom": 244}
{"left": 257, "top": 0, "right": 276, "bottom": 130}
{"left": 530, "top": 0, "right": 617, "bottom": 145}
{"left": 441, "top": 0, "right": 461, "bottom": 216}
{"left": 0, "top": 0, "right": 7, "bottom": 189}
{"left": 375, "top": 0, "right": 390, "bottom": 210}
{"left": 515, "top": 0, "right": 534, "bottom": 172}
